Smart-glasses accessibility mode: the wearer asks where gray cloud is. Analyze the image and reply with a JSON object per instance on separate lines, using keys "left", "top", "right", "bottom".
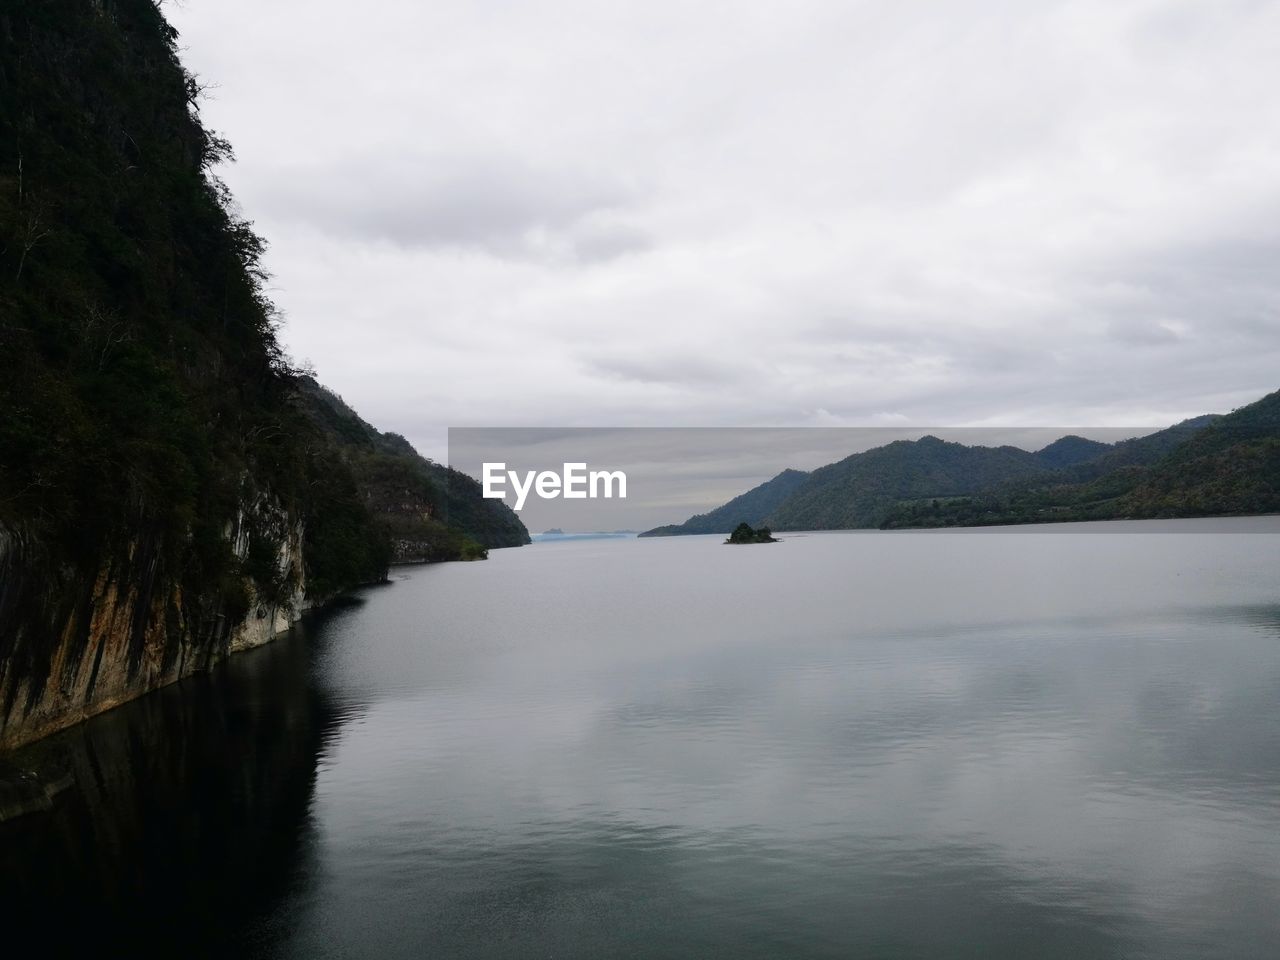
{"left": 1106, "top": 318, "right": 1181, "bottom": 346}
{"left": 249, "top": 152, "right": 642, "bottom": 259}
{"left": 582, "top": 354, "right": 747, "bottom": 387}
{"left": 169, "top": 0, "right": 1280, "bottom": 461}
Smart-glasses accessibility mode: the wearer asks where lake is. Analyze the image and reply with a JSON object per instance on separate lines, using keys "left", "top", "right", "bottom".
{"left": 3, "top": 518, "right": 1279, "bottom": 958}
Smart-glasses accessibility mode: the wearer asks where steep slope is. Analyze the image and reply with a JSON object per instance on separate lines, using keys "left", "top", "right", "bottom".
{"left": 1056, "top": 415, "right": 1220, "bottom": 482}
{"left": 1155, "top": 395, "right": 1279, "bottom": 465}
{"left": 1099, "top": 391, "right": 1279, "bottom": 518}
{"left": 638, "top": 468, "right": 809, "bottom": 537}
{"left": 765, "top": 436, "right": 1056, "bottom": 530}
{"left": 1117, "top": 438, "right": 1280, "bottom": 518}
{"left": 295, "top": 379, "right": 529, "bottom": 560}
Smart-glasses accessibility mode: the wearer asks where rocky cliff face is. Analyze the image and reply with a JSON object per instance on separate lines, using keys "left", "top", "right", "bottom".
{"left": 0, "top": 494, "right": 307, "bottom": 751}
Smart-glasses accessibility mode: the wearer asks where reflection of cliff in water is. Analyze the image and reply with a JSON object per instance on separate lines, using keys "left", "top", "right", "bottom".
{"left": 0, "top": 618, "right": 349, "bottom": 956}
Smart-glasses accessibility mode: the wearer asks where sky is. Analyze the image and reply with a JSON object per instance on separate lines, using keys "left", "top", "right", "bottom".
{"left": 167, "top": 0, "right": 1280, "bottom": 464}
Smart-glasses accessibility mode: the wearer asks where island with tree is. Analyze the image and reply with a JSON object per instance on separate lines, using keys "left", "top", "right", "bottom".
{"left": 726, "top": 522, "right": 779, "bottom": 544}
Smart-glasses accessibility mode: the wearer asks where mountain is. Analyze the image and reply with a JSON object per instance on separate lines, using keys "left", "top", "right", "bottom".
{"left": 639, "top": 404, "right": 1269, "bottom": 537}
{"left": 1034, "top": 435, "right": 1112, "bottom": 469}
{"left": 638, "top": 468, "right": 810, "bottom": 537}
{"left": 295, "top": 379, "right": 529, "bottom": 561}
{"left": 0, "top": 1, "right": 522, "bottom": 750}
{"left": 1156, "top": 398, "right": 1278, "bottom": 465}
{"left": 764, "top": 436, "right": 1057, "bottom": 530}
{"left": 1056, "top": 415, "right": 1221, "bottom": 482}
{"left": 1080, "top": 392, "right": 1278, "bottom": 519}
{"left": 882, "top": 397, "right": 1276, "bottom": 527}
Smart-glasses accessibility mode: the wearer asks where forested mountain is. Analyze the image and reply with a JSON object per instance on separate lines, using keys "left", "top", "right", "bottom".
{"left": 295, "top": 379, "right": 529, "bottom": 560}
{"left": 764, "top": 437, "right": 1058, "bottom": 530}
{"left": 640, "top": 438, "right": 1080, "bottom": 538}
{"left": 640, "top": 437, "right": 1067, "bottom": 537}
{"left": 883, "top": 392, "right": 1277, "bottom": 527}
{"left": 638, "top": 468, "right": 809, "bottom": 537}
{"left": 1033, "top": 435, "right": 1112, "bottom": 469}
{"left": 1053, "top": 415, "right": 1220, "bottom": 483}
{"left": 0, "top": 0, "right": 524, "bottom": 749}
{"left": 641, "top": 397, "right": 1277, "bottom": 537}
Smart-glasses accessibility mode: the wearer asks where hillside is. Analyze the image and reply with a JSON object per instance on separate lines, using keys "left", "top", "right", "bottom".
{"left": 1054, "top": 415, "right": 1221, "bottom": 483}
{"left": 0, "top": 1, "right": 519, "bottom": 750}
{"left": 641, "top": 437, "right": 1068, "bottom": 537}
{"left": 883, "top": 396, "right": 1276, "bottom": 527}
{"left": 1033, "top": 435, "right": 1111, "bottom": 469}
{"left": 637, "top": 405, "right": 1271, "bottom": 537}
{"left": 295, "top": 379, "right": 529, "bottom": 561}
{"left": 765, "top": 436, "right": 1057, "bottom": 530}
{"left": 638, "top": 468, "right": 809, "bottom": 537}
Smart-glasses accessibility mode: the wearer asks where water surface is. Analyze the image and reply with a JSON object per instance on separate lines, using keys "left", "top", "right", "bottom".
{"left": 4, "top": 519, "right": 1280, "bottom": 957}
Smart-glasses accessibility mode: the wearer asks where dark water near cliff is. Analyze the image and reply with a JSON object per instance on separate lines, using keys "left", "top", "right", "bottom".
{"left": 3, "top": 518, "right": 1280, "bottom": 958}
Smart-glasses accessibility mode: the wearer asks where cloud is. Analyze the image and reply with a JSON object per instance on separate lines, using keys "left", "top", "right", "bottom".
{"left": 247, "top": 152, "right": 644, "bottom": 260}
{"left": 168, "top": 0, "right": 1280, "bottom": 460}
{"left": 582, "top": 354, "right": 746, "bottom": 387}
{"left": 1106, "top": 318, "right": 1182, "bottom": 346}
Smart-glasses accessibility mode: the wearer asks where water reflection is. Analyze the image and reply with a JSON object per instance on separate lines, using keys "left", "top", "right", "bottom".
{"left": 2, "top": 527, "right": 1279, "bottom": 958}
{"left": 0, "top": 612, "right": 355, "bottom": 957}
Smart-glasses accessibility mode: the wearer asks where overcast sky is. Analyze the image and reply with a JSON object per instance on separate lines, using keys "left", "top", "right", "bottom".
{"left": 168, "top": 0, "right": 1280, "bottom": 462}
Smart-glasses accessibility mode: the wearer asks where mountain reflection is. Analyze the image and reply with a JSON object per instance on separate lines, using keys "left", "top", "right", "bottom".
{"left": 3, "top": 531, "right": 1280, "bottom": 959}
{"left": 0, "top": 621, "right": 350, "bottom": 957}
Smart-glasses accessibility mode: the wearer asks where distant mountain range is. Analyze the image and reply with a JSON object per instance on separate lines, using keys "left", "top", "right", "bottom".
{"left": 639, "top": 389, "right": 1280, "bottom": 535}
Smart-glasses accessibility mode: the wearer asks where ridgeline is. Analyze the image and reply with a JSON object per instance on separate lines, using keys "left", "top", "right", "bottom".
{"left": 640, "top": 392, "right": 1279, "bottom": 537}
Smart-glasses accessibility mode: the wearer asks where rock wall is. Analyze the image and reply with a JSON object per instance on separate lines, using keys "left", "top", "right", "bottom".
{"left": 0, "top": 499, "right": 307, "bottom": 752}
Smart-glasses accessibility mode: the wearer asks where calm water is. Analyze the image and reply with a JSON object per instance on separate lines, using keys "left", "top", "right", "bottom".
{"left": 3, "top": 519, "right": 1280, "bottom": 957}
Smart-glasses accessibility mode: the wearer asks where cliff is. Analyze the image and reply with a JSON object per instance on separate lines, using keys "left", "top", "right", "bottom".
{"left": 0, "top": 0, "right": 523, "bottom": 750}
{"left": 0, "top": 494, "right": 309, "bottom": 750}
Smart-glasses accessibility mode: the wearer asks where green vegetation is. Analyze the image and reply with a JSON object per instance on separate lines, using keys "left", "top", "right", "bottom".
{"left": 0, "top": 0, "right": 527, "bottom": 710}
{"left": 644, "top": 397, "right": 1278, "bottom": 537}
{"left": 1033, "top": 435, "right": 1111, "bottom": 469}
{"left": 726, "top": 522, "right": 778, "bottom": 544}
{"left": 881, "top": 395, "right": 1279, "bottom": 528}
{"left": 765, "top": 436, "right": 1058, "bottom": 530}
{"left": 294, "top": 378, "right": 528, "bottom": 562}
{"left": 0, "top": 0, "right": 379, "bottom": 606}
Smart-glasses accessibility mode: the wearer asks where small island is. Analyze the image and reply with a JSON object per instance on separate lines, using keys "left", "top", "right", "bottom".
{"left": 726, "top": 522, "right": 779, "bottom": 544}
